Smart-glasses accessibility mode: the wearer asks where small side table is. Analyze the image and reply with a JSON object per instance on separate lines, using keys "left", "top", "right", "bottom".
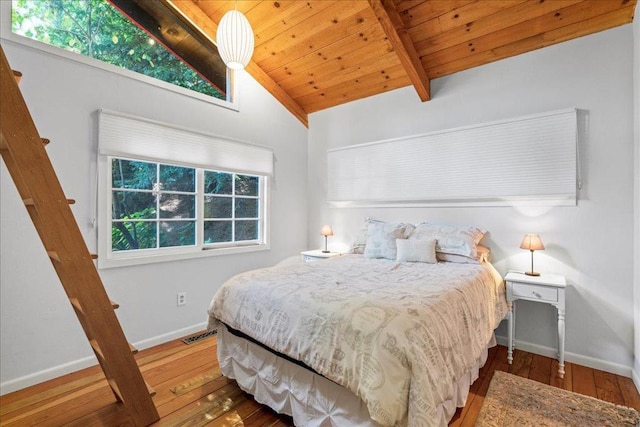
{"left": 505, "top": 271, "right": 567, "bottom": 378}
{"left": 301, "top": 250, "right": 341, "bottom": 263}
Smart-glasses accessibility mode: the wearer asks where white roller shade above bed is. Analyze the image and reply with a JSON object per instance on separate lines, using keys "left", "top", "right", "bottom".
{"left": 327, "top": 109, "right": 579, "bottom": 207}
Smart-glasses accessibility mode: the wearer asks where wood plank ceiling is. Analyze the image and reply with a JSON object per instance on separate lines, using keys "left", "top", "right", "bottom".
{"left": 167, "top": 0, "right": 636, "bottom": 127}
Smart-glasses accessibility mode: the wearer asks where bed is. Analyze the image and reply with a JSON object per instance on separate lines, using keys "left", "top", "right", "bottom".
{"left": 207, "top": 222, "right": 508, "bottom": 427}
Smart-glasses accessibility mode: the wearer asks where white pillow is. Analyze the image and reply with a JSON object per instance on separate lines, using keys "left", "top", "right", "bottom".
{"left": 396, "top": 239, "right": 437, "bottom": 263}
{"left": 364, "top": 221, "right": 413, "bottom": 259}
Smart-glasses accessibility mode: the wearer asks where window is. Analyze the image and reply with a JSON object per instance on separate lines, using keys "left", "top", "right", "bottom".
{"left": 7, "top": 0, "right": 229, "bottom": 102}
{"left": 111, "top": 159, "right": 197, "bottom": 251}
{"left": 98, "top": 110, "right": 272, "bottom": 268}
{"left": 203, "top": 171, "right": 261, "bottom": 245}
{"left": 110, "top": 157, "right": 264, "bottom": 254}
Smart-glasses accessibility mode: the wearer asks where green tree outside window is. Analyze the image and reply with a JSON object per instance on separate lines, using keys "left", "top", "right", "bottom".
{"left": 11, "top": 0, "right": 225, "bottom": 99}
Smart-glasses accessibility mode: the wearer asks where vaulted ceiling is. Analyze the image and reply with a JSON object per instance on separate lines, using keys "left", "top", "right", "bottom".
{"left": 166, "top": 0, "right": 636, "bottom": 127}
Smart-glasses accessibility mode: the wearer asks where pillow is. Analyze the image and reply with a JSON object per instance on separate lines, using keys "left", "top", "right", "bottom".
{"left": 364, "top": 221, "right": 413, "bottom": 259}
{"left": 396, "top": 238, "right": 437, "bottom": 263}
{"left": 409, "top": 223, "right": 486, "bottom": 259}
{"left": 437, "top": 246, "right": 491, "bottom": 264}
{"left": 348, "top": 218, "right": 373, "bottom": 254}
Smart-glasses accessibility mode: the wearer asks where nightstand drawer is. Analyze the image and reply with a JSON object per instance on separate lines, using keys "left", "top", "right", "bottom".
{"left": 301, "top": 250, "right": 341, "bottom": 263}
{"left": 511, "top": 282, "right": 558, "bottom": 302}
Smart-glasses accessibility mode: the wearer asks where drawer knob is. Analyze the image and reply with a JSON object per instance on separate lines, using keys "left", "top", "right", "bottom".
{"left": 533, "top": 291, "right": 542, "bottom": 298}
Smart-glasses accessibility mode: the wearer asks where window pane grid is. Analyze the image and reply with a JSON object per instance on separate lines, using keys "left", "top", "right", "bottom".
{"left": 202, "top": 170, "right": 261, "bottom": 245}
{"left": 110, "top": 158, "right": 264, "bottom": 254}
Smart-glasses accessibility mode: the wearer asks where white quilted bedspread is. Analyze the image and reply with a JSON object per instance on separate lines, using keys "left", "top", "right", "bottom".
{"left": 208, "top": 255, "right": 507, "bottom": 427}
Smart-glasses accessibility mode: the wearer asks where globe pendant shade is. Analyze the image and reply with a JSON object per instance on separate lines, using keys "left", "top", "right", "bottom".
{"left": 216, "top": 10, "right": 254, "bottom": 70}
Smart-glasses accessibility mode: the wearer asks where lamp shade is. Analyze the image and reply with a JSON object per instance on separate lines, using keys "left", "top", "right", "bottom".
{"left": 520, "top": 234, "right": 545, "bottom": 251}
{"left": 216, "top": 10, "right": 254, "bottom": 70}
{"left": 321, "top": 225, "right": 334, "bottom": 237}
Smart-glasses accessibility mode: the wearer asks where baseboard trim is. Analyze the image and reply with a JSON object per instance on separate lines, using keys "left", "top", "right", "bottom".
{"left": 632, "top": 360, "right": 640, "bottom": 392}
{"left": 3, "top": 328, "right": 633, "bottom": 396}
{"left": 495, "top": 334, "right": 633, "bottom": 378}
{"left": 0, "top": 322, "right": 208, "bottom": 396}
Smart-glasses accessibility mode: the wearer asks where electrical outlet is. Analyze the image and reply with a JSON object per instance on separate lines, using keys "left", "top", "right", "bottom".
{"left": 177, "top": 292, "right": 186, "bottom": 306}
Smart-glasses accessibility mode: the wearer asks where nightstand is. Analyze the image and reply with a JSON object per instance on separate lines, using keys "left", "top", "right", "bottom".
{"left": 301, "top": 250, "right": 341, "bottom": 263}
{"left": 505, "top": 271, "right": 567, "bottom": 378}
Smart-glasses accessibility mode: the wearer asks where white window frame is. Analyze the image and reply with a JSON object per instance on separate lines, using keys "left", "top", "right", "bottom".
{"left": 97, "top": 110, "right": 272, "bottom": 268}
{"left": 0, "top": 1, "right": 238, "bottom": 110}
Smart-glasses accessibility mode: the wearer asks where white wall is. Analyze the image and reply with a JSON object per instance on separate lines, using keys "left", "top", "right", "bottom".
{"left": 0, "top": 39, "right": 308, "bottom": 394}
{"left": 309, "top": 25, "right": 636, "bottom": 375}
{"left": 633, "top": 0, "right": 640, "bottom": 387}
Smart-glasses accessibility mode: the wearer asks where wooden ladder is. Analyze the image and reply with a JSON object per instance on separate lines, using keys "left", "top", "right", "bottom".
{"left": 0, "top": 47, "right": 159, "bottom": 425}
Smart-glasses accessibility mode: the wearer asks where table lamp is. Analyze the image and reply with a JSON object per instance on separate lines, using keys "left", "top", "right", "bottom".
{"left": 321, "top": 225, "right": 334, "bottom": 253}
{"left": 520, "top": 234, "right": 545, "bottom": 276}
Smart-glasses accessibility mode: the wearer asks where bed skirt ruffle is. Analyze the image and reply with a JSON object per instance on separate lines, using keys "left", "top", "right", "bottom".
{"left": 216, "top": 323, "right": 494, "bottom": 427}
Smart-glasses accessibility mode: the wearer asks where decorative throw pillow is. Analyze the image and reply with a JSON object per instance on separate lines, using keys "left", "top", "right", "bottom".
{"left": 437, "top": 246, "right": 491, "bottom": 264}
{"left": 348, "top": 218, "right": 374, "bottom": 254}
{"left": 396, "top": 238, "right": 437, "bottom": 263}
{"left": 364, "top": 221, "right": 413, "bottom": 259}
{"left": 410, "top": 223, "right": 486, "bottom": 259}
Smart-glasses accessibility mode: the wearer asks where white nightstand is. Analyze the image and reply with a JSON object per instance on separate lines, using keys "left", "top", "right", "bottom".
{"left": 301, "top": 250, "right": 341, "bottom": 263}
{"left": 505, "top": 271, "right": 567, "bottom": 378}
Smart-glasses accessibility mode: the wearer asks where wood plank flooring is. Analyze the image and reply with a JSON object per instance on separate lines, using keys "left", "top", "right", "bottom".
{"left": 1, "top": 333, "right": 638, "bottom": 426}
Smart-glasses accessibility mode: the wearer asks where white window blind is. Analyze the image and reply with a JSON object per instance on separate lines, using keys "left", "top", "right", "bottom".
{"left": 328, "top": 109, "right": 578, "bottom": 207}
{"left": 98, "top": 109, "right": 273, "bottom": 176}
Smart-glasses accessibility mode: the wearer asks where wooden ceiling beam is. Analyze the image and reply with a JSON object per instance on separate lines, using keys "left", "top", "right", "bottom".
{"left": 166, "top": 0, "right": 308, "bottom": 127}
{"left": 368, "top": 0, "right": 430, "bottom": 101}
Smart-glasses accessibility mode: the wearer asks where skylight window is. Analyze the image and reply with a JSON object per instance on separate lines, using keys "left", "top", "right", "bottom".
{"left": 10, "top": 0, "right": 228, "bottom": 101}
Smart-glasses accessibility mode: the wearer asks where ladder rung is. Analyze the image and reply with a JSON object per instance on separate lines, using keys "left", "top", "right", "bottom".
{"left": 129, "top": 343, "right": 138, "bottom": 354}
{"left": 107, "top": 378, "right": 124, "bottom": 402}
{"left": 13, "top": 70, "right": 22, "bottom": 83}
{"left": 69, "top": 298, "right": 83, "bottom": 315}
{"left": 41, "top": 138, "right": 50, "bottom": 145}
{"left": 89, "top": 339, "right": 105, "bottom": 360}
{"left": 91, "top": 253, "right": 99, "bottom": 260}
{"left": 20, "top": 198, "right": 69, "bottom": 207}
{"left": 71, "top": 296, "right": 118, "bottom": 316}
{"left": 146, "top": 381, "right": 156, "bottom": 397}
{"left": 47, "top": 251, "right": 61, "bottom": 262}
{"left": 108, "top": 376, "right": 155, "bottom": 400}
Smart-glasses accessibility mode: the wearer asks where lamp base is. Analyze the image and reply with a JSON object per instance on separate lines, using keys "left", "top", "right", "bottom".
{"left": 525, "top": 271, "right": 541, "bottom": 276}
{"left": 322, "top": 250, "right": 330, "bottom": 253}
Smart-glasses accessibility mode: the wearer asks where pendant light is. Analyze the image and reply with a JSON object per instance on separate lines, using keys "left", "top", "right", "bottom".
{"left": 216, "top": 2, "right": 254, "bottom": 70}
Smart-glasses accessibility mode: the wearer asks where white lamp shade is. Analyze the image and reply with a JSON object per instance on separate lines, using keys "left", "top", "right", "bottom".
{"left": 216, "top": 10, "right": 254, "bottom": 70}
{"left": 520, "top": 234, "right": 545, "bottom": 251}
{"left": 321, "top": 225, "right": 334, "bottom": 237}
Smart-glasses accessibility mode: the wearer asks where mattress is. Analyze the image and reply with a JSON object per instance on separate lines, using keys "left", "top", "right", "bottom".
{"left": 208, "top": 255, "right": 507, "bottom": 426}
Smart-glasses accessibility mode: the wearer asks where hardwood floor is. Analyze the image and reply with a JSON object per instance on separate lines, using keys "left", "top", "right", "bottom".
{"left": 1, "top": 333, "right": 639, "bottom": 426}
